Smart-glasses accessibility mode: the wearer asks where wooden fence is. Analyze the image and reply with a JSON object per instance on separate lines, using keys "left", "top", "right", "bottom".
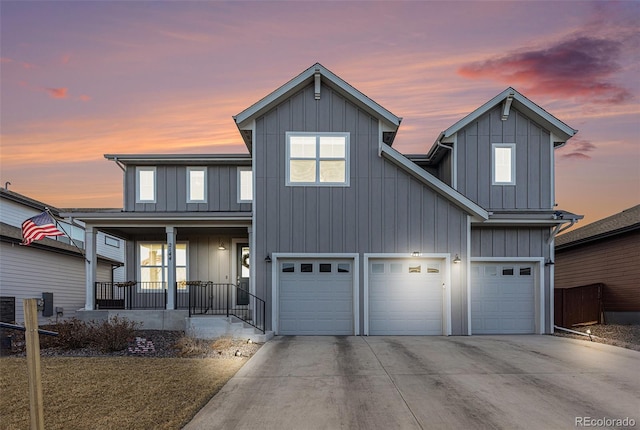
{"left": 554, "top": 283, "right": 603, "bottom": 328}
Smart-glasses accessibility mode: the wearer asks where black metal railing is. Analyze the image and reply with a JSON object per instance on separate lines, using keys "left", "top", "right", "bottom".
{"left": 94, "top": 281, "right": 266, "bottom": 333}
{"left": 188, "top": 282, "right": 265, "bottom": 333}
{"left": 95, "top": 282, "right": 167, "bottom": 310}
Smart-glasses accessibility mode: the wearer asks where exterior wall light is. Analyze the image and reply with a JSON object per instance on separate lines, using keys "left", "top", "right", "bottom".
{"left": 218, "top": 241, "right": 226, "bottom": 250}
{"left": 453, "top": 254, "right": 461, "bottom": 264}
{"left": 411, "top": 251, "right": 422, "bottom": 257}
{"left": 265, "top": 255, "right": 272, "bottom": 263}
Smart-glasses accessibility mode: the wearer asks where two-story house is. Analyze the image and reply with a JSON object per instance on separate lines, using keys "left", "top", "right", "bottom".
{"left": 66, "top": 63, "right": 581, "bottom": 337}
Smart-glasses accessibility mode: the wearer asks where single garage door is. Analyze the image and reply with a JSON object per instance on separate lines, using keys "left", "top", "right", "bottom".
{"left": 369, "top": 258, "right": 443, "bottom": 335}
{"left": 471, "top": 262, "right": 536, "bottom": 334}
{"left": 279, "top": 259, "right": 354, "bottom": 335}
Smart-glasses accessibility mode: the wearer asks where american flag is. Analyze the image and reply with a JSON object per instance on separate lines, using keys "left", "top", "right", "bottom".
{"left": 21, "top": 212, "right": 65, "bottom": 246}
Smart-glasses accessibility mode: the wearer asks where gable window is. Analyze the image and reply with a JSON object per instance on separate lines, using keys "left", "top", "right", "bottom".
{"left": 492, "top": 143, "right": 516, "bottom": 185}
{"left": 237, "top": 167, "right": 253, "bottom": 203}
{"left": 286, "top": 132, "right": 349, "bottom": 186}
{"left": 187, "top": 167, "right": 207, "bottom": 203}
{"left": 137, "top": 167, "right": 156, "bottom": 203}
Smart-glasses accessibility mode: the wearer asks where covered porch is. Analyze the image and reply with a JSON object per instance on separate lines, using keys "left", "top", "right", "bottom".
{"left": 64, "top": 210, "right": 261, "bottom": 331}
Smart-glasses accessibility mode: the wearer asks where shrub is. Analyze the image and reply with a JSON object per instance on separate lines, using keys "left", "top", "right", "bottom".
{"left": 174, "top": 336, "right": 210, "bottom": 357}
{"left": 91, "top": 316, "right": 140, "bottom": 352}
{"left": 41, "top": 318, "right": 92, "bottom": 350}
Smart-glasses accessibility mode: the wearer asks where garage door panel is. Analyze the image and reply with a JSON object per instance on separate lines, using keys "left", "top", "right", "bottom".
{"left": 279, "top": 259, "right": 354, "bottom": 335}
{"left": 471, "top": 263, "right": 536, "bottom": 334}
{"left": 368, "top": 259, "right": 444, "bottom": 335}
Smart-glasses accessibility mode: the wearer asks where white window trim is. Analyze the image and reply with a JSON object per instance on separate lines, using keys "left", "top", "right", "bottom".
{"left": 138, "top": 242, "right": 188, "bottom": 290}
{"left": 285, "top": 132, "right": 350, "bottom": 186}
{"left": 187, "top": 166, "right": 207, "bottom": 203}
{"left": 237, "top": 166, "right": 253, "bottom": 203}
{"left": 136, "top": 166, "right": 156, "bottom": 203}
{"left": 492, "top": 143, "right": 516, "bottom": 185}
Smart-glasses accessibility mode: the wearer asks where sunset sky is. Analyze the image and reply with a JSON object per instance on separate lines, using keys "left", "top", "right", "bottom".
{"left": 1, "top": 1, "right": 638, "bottom": 228}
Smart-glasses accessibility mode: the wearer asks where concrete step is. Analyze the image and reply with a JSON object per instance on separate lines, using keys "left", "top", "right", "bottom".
{"left": 186, "top": 316, "right": 273, "bottom": 343}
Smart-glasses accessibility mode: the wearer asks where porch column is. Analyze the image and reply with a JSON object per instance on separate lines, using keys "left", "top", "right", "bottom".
{"left": 84, "top": 226, "right": 97, "bottom": 310}
{"left": 166, "top": 226, "right": 177, "bottom": 310}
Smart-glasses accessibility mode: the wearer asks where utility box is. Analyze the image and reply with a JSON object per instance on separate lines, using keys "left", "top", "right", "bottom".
{"left": 42, "top": 292, "right": 54, "bottom": 317}
{"left": 0, "top": 297, "right": 16, "bottom": 323}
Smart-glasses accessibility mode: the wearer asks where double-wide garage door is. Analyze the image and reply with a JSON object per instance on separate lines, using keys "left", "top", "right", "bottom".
{"left": 369, "top": 258, "right": 443, "bottom": 335}
{"left": 471, "top": 262, "right": 536, "bottom": 334}
{"left": 279, "top": 259, "right": 354, "bottom": 335}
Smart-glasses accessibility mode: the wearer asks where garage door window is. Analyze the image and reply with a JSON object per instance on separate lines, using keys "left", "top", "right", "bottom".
{"left": 390, "top": 263, "right": 403, "bottom": 274}
{"left": 485, "top": 266, "right": 497, "bottom": 276}
{"left": 320, "top": 264, "right": 331, "bottom": 273}
{"left": 371, "top": 263, "right": 385, "bottom": 274}
{"left": 301, "top": 263, "right": 313, "bottom": 273}
{"left": 338, "top": 263, "right": 350, "bottom": 273}
{"left": 409, "top": 265, "right": 421, "bottom": 273}
{"left": 502, "top": 267, "right": 514, "bottom": 276}
{"left": 282, "top": 263, "right": 295, "bottom": 273}
{"left": 520, "top": 267, "right": 532, "bottom": 276}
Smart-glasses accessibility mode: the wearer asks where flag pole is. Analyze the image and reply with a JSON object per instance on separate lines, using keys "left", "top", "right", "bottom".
{"left": 44, "top": 207, "right": 90, "bottom": 264}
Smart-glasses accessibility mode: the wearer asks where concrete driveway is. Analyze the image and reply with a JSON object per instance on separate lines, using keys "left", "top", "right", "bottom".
{"left": 184, "top": 335, "right": 640, "bottom": 430}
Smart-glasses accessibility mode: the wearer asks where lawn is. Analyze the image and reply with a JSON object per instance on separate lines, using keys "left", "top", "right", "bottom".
{"left": 0, "top": 355, "right": 247, "bottom": 430}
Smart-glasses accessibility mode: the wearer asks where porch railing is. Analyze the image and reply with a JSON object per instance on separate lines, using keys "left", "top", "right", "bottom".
{"left": 187, "top": 282, "right": 265, "bottom": 333}
{"left": 93, "top": 281, "right": 265, "bottom": 334}
{"left": 95, "top": 282, "right": 168, "bottom": 310}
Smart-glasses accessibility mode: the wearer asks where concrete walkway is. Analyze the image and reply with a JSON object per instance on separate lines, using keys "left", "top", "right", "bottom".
{"left": 184, "top": 335, "right": 640, "bottom": 430}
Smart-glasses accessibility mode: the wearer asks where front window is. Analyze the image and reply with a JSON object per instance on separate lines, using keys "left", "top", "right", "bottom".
{"left": 137, "top": 167, "right": 156, "bottom": 202}
{"left": 139, "top": 243, "right": 187, "bottom": 290}
{"left": 237, "top": 167, "right": 253, "bottom": 203}
{"left": 286, "top": 132, "right": 349, "bottom": 186}
{"left": 492, "top": 143, "right": 516, "bottom": 185}
{"left": 187, "top": 167, "right": 207, "bottom": 203}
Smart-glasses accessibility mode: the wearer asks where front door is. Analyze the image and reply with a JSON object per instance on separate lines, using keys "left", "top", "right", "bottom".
{"left": 236, "top": 243, "right": 250, "bottom": 305}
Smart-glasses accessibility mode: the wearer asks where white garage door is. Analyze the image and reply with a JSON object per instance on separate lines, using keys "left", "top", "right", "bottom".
{"left": 471, "top": 263, "right": 536, "bottom": 334}
{"left": 279, "top": 259, "right": 354, "bottom": 335}
{"left": 369, "top": 258, "right": 443, "bottom": 335}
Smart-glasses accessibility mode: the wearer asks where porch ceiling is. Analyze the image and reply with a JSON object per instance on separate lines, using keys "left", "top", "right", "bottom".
{"left": 96, "top": 226, "right": 249, "bottom": 241}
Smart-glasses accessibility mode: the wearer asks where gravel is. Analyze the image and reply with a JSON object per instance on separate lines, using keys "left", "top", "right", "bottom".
{"left": 554, "top": 324, "right": 640, "bottom": 351}
{"left": 5, "top": 330, "right": 263, "bottom": 359}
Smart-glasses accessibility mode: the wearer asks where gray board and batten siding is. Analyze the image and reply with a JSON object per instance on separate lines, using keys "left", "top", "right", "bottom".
{"left": 252, "top": 82, "right": 471, "bottom": 334}
{"left": 122, "top": 163, "right": 252, "bottom": 213}
{"left": 456, "top": 106, "right": 554, "bottom": 211}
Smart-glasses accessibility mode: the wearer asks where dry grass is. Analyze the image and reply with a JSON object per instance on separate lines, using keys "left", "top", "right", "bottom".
{"left": 0, "top": 356, "right": 247, "bottom": 430}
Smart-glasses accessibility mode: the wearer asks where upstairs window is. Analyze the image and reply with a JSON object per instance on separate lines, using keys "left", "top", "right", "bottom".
{"left": 137, "top": 167, "right": 156, "bottom": 203}
{"left": 492, "top": 143, "right": 516, "bottom": 185}
{"left": 237, "top": 167, "right": 253, "bottom": 203}
{"left": 187, "top": 167, "right": 207, "bottom": 203}
{"left": 286, "top": 132, "right": 350, "bottom": 186}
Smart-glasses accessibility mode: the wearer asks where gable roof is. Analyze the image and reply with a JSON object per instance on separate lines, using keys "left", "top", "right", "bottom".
{"left": 234, "top": 63, "right": 402, "bottom": 151}
{"left": 427, "top": 87, "right": 578, "bottom": 158}
{"left": 556, "top": 204, "right": 640, "bottom": 249}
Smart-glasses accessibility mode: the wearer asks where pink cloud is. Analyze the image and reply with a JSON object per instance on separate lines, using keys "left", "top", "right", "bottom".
{"left": 559, "top": 138, "right": 597, "bottom": 160}
{"left": 458, "top": 36, "right": 632, "bottom": 104}
{"left": 61, "top": 53, "right": 71, "bottom": 64}
{"left": 77, "top": 94, "right": 91, "bottom": 102}
{"left": 46, "top": 87, "right": 69, "bottom": 99}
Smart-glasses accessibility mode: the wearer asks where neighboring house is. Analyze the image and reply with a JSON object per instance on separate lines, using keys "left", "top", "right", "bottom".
{"left": 555, "top": 205, "right": 640, "bottom": 324}
{"left": 0, "top": 187, "right": 124, "bottom": 324}
{"left": 65, "top": 63, "right": 581, "bottom": 336}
